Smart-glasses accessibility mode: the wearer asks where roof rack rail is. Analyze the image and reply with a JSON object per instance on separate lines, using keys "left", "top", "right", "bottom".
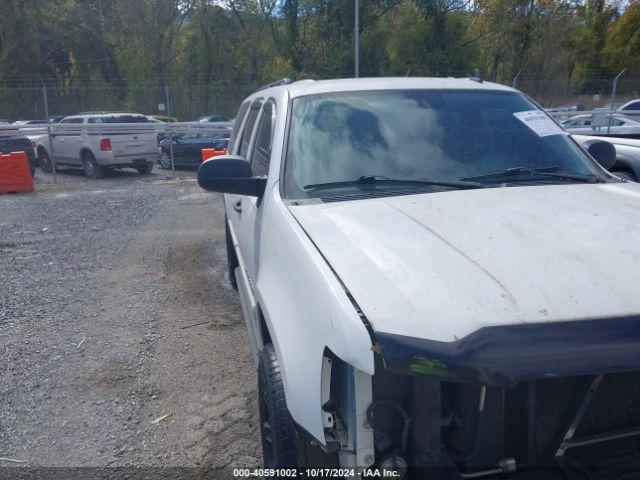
{"left": 255, "top": 77, "right": 293, "bottom": 92}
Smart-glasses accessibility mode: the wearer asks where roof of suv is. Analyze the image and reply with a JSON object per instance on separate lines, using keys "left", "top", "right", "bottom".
{"left": 250, "top": 77, "right": 517, "bottom": 101}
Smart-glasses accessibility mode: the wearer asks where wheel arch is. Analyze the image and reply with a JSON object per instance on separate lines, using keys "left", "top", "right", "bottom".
{"left": 254, "top": 185, "right": 375, "bottom": 445}
{"left": 79, "top": 147, "right": 94, "bottom": 159}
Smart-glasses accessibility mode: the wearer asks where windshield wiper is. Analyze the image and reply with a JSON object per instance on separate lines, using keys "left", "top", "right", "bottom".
{"left": 460, "top": 166, "right": 602, "bottom": 183}
{"left": 304, "top": 175, "right": 485, "bottom": 191}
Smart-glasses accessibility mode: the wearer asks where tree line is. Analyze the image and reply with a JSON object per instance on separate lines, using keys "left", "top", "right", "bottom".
{"left": 0, "top": 0, "right": 639, "bottom": 117}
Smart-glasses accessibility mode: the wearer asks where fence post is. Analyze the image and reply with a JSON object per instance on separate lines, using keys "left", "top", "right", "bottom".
{"left": 607, "top": 68, "right": 626, "bottom": 136}
{"left": 42, "top": 86, "right": 49, "bottom": 121}
{"left": 165, "top": 86, "right": 171, "bottom": 118}
{"left": 169, "top": 139, "right": 175, "bottom": 180}
{"left": 47, "top": 125, "right": 57, "bottom": 183}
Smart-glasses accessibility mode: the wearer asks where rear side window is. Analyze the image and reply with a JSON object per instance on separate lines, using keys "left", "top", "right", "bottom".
{"left": 214, "top": 139, "right": 229, "bottom": 150}
{"left": 238, "top": 100, "right": 262, "bottom": 156}
{"left": 622, "top": 101, "right": 640, "bottom": 111}
{"left": 250, "top": 101, "right": 274, "bottom": 177}
{"left": 61, "top": 118, "right": 83, "bottom": 124}
{"left": 229, "top": 102, "right": 250, "bottom": 154}
{"left": 89, "top": 115, "right": 149, "bottom": 123}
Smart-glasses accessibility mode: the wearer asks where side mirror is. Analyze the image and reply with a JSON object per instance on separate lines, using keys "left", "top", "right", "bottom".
{"left": 197, "top": 155, "right": 266, "bottom": 196}
{"left": 582, "top": 139, "right": 616, "bottom": 171}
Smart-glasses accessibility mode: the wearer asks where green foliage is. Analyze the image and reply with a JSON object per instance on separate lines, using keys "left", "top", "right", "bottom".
{"left": 0, "top": 0, "right": 637, "bottom": 118}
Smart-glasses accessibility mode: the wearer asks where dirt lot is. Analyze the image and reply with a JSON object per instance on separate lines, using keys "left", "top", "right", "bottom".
{"left": 0, "top": 168, "right": 261, "bottom": 476}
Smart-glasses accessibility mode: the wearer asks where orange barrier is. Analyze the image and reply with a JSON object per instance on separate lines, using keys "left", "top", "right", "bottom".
{"left": 0, "top": 151, "right": 34, "bottom": 194}
{"left": 202, "top": 147, "right": 228, "bottom": 162}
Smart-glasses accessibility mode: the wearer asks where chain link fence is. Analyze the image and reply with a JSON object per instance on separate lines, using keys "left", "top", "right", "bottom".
{"left": 2, "top": 75, "right": 640, "bottom": 189}
{"left": 0, "top": 83, "right": 261, "bottom": 123}
{"left": 1, "top": 122, "right": 232, "bottom": 185}
{"left": 2, "top": 75, "right": 640, "bottom": 124}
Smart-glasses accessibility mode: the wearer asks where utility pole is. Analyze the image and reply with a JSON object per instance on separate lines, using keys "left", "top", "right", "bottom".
{"left": 354, "top": 0, "right": 360, "bottom": 78}
{"left": 165, "top": 86, "right": 171, "bottom": 118}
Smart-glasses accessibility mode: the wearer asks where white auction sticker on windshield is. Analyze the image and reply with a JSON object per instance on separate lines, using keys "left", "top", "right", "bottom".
{"left": 514, "top": 110, "right": 566, "bottom": 137}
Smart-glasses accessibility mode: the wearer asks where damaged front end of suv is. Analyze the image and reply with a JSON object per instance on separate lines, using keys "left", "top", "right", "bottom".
{"left": 316, "top": 316, "right": 640, "bottom": 479}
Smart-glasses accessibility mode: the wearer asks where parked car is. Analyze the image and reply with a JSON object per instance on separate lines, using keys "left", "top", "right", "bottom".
{"left": 197, "top": 115, "right": 229, "bottom": 123}
{"left": 546, "top": 103, "right": 583, "bottom": 114}
{"left": 197, "top": 77, "right": 640, "bottom": 477}
{"left": 159, "top": 133, "right": 228, "bottom": 169}
{"left": 32, "top": 113, "right": 159, "bottom": 178}
{"left": 618, "top": 98, "right": 640, "bottom": 117}
{"left": 0, "top": 127, "right": 37, "bottom": 175}
{"left": 561, "top": 113, "right": 640, "bottom": 139}
{"left": 148, "top": 114, "right": 179, "bottom": 123}
{"left": 12, "top": 119, "right": 48, "bottom": 125}
{"left": 196, "top": 115, "right": 233, "bottom": 132}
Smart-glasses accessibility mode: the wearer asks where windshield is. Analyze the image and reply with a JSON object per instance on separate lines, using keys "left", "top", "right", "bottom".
{"left": 284, "top": 90, "right": 606, "bottom": 198}
{"left": 88, "top": 115, "right": 150, "bottom": 123}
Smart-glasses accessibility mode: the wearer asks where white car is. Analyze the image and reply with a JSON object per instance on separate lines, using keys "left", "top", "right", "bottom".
{"left": 198, "top": 77, "right": 640, "bottom": 478}
{"left": 618, "top": 98, "right": 640, "bottom": 118}
{"left": 33, "top": 113, "right": 160, "bottom": 178}
{"left": 561, "top": 113, "right": 640, "bottom": 139}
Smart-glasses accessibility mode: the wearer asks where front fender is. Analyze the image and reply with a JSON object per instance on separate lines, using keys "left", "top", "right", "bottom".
{"left": 255, "top": 184, "right": 374, "bottom": 444}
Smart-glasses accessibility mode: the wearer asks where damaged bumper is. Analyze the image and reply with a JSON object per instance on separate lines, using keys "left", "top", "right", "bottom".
{"left": 376, "top": 316, "right": 640, "bottom": 387}
{"left": 364, "top": 316, "right": 640, "bottom": 477}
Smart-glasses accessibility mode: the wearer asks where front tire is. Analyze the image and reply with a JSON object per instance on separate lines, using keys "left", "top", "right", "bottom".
{"left": 37, "top": 147, "right": 53, "bottom": 173}
{"left": 258, "top": 344, "right": 298, "bottom": 470}
{"left": 82, "top": 151, "right": 105, "bottom": 179}
{"left": 159, "top": 150, "right": 171, "bottom": 170}
{"left": 136, "top": 162, "right": 153, "bottom": 174}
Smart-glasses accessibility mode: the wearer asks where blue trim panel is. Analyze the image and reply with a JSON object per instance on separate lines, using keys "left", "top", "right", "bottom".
{"left": 377, "top": 316, "right": 640, "bottom": 387}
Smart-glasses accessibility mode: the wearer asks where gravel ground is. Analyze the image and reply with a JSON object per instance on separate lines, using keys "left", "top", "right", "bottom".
{"left": 0, "top": 169, "right": 261, "bottom": 477}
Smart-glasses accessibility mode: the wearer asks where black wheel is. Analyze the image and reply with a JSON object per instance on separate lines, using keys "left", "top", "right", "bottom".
{"left": 136, "top": 162, "right": 153, "bottom": 174}
{"left": 226, "top": 220, "right": 239, "bottom": 290}
{"left": 159, "top": 150, "right": 172, "bottom": 170}
{"left": 613, "top": 170, "right": 637, "bottom": 182}
{"left": 37, "top": 147, "right": 53, "bottom": 173}
{"left": 82, "top": 151, "right": 105, "bottom": 179}
{"left": 258, "top": 344, "right": 297, "bottom": 470}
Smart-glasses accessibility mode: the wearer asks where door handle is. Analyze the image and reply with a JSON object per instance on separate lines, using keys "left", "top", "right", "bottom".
{"left": 233, "top": 199, "right": 242, "bottom": 213}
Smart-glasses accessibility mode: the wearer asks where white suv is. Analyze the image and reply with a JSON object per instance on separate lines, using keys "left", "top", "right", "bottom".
{"left": 198, "top": 78, "right": 640, "bottom": 478}
{"left": 34, "top": 113, "right": 159, "bottom": 178}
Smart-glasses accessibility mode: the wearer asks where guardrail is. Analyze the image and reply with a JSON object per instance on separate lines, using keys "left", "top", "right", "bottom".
{"left": 547, "top": 109, "right": 640, "bottom": 140}
{"left": 0, "top": 122, "right": 232, "bottom": 181}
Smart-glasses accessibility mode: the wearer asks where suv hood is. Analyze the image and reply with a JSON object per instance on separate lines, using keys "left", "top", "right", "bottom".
{"left": 290, "top": 183, "right": 640, "bottom": 343}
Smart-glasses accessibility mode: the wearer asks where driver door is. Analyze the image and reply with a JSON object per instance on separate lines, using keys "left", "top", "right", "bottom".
{"left": 227, "top": 99, "right": 263, "bottom": 282}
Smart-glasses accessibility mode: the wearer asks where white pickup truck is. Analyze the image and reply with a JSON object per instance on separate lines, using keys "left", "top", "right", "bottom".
{"left": 32, "top": 113, "right": 159, "bottom": 178}
{"left": 198, "top": 77, "right": 640, "bottom": 479}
